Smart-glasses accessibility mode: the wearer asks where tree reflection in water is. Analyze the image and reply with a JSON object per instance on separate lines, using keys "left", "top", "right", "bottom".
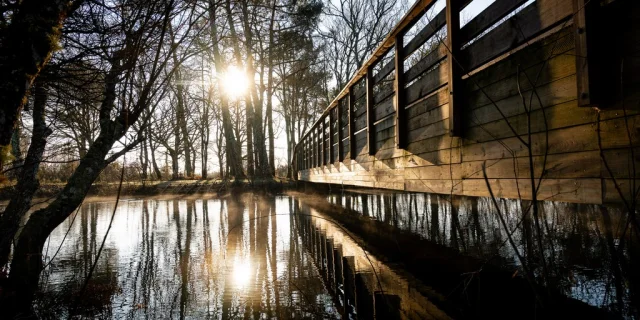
{"left": 328, "top": 192, "right": 639, "bottom": 317}
{"left": 36, "top": 195, "right": 341, "bottom": 319}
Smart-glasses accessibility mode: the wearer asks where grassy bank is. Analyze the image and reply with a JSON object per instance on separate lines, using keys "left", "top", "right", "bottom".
{"left": 0, "top": 178, "right": 297, "bottom": 201}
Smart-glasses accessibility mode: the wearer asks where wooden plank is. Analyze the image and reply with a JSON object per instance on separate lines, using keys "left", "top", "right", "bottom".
{"left": 395, "top": 32, "right": 408, "bottom": 149}
{"left": 354, "top": 98, "right": 367, "bottom": 117}
{"left": 447, "top": 0, "right": 463, "bottom": 137}
{"left": 366, "top": 66, "right": 376, "bottom": 156}
{"left": 462, "top": 0, "right": 574, "bottom": 71}
{"left": 373, "top": 59, "right": 395, "bottom": 85}
{"left": 406, "top": 87, "right": 449, "bottom": 119}
{"left": 460, "top": 0, "right": 529, "bottom": 44}
{"left": 460, "top": 178, "right": 601, "bottom": 204}
{"left": 341, "top": 139, "right": 349, "bottom": 160}
{"left": 354, "top": 114, "right": 367, "bottom": 132}
{"left": 405, "top": 43, "right": 448, "bottom": 83}
{"left": 404, "top": 150, "right": 601, "bottom": 180}
{"left": 464, "top": 48, "right": 577, "bottom": 113}
{"left": 468, "top": 77, "right": 578, "bottom": 124}
{"left": 374, "top": 95, "right": 395, "bottom": 122}
{"left": 403, "top": 9, "right": 447, "bottom": 58}
{"left": 405, "top": 60, "right": 449, "bottom": 106}
{"left": 464, "top": 27, "right": 574, "bottom": 91}
{"left": 373, "top": 81, "right": 395, "bottom": 104}
{"left": 407, "top": 117, "right": 449, "bottom": 142}
{"left": 407, "top": 103, "right": 449, "bottom": 132}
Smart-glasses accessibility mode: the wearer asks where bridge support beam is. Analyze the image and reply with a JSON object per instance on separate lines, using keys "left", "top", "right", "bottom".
{"left": 366, "top": 66, "right": 376, "bottom": 156}
{"left": 394, "top": 33, "right": 407, "bottom": 149}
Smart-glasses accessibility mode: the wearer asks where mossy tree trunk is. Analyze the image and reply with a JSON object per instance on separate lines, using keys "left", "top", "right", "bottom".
{"left": 0, "top": 0, "right": 81, "bottom": 148}
{"left": 0, "top": 82, "right": 51, "bottom": 269}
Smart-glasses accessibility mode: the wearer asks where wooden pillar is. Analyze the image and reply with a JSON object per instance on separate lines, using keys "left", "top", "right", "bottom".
{"left": 447, "top": 0, "right": 463, "bottom": 137}
{"left": 366, "top": 66, "right": 376, "bottom": 156}
{"left": 348, "top": 88, "right": 356, "bottom": 159}
{"left": 322, "top": 117, "right": 327, "bottom": 166}
{"left": 338, "top": 100, "right": 345, "bottom": 162}
{"left": 394, "top": 33, "right": 407, "bottom": 149}
{"left": 318, "top": 125, "right": 322, "bottom": 167}
{"left": 355, "top": 273, "right": 374, "bottom": 319}
{"left": 329, "top": 108, "right": 335, "bottom": 163}
{"left": 314, "top": 130, "right": 318, "bottom": 168}
{"left": 574, "top": 0, "right": 591, "bottom": 107}
{"left": 326, "top": 238, "right": 334, "bottom": 289}
{"left": 343, "top": 256, "right": 357, "bottom": 315}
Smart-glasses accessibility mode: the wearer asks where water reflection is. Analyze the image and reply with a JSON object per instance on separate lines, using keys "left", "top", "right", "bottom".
{"left": 38, "top": 196, "right": 341, "bottom": 319}
{"left": 36, "top": 195, "right": 449, "bottom": 319}
{"left": 327, "top": 192, "right": 639, "bottom": 318}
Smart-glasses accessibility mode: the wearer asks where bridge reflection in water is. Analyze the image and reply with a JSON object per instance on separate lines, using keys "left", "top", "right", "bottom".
{"left": 324, "top": 191, "right": 639, "bottom": 317}
{"left": 35, "top": 194, "right": 450, "bottom": 319}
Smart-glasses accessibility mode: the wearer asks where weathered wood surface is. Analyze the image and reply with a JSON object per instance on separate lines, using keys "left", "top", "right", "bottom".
{"left": 297, "top": 0, "right": 640, "bottom": 205}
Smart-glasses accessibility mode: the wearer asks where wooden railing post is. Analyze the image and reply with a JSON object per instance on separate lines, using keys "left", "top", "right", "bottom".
{"left": 322, "top": 117, "right": 328, "bottom": 166}
{"left": 394, "top": 33, "right": 407, "bottom": 149}
{"left": 446, "top": 0, "right": 463, "bottom": 137}
{"left": 348, "top": 88, "right": 356, "bottom": 159}
{"left": 329, "top": 108, "right": 335, "bottom": 163}
{"left": 366, "top": 66, "right": 376, "bottom": 156}
{"left": 317, "top": 125, "right": 322, "bottom": 167}
{"left": 338, "top": 100, "right": 345, "bottom": 162}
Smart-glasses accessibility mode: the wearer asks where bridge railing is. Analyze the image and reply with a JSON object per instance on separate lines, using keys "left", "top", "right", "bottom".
{"left": 294, "top": 0, "right": 593, "bottom": 175}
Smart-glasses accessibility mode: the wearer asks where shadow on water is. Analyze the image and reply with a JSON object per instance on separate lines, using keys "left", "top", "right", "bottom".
{"left": 322, "top": 191, "right": 639, "bottom": 319}
{"left": 34, "top": 194, "right": 452, "bottom": 319}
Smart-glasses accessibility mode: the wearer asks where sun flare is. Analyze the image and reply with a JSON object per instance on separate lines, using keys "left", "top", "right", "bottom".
{"left": 232, "top": 259, "right": 252, "bottom": 288}
{"left": 221, "top": 65, "right": 249, "bottom": 99}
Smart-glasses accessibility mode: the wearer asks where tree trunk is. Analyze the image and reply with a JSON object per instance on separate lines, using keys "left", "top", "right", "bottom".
{"left": 175, "top": 79, "right": 192, "bottom": 177}
{"left": 0, "top": 83, "right": 51, "bottom": 269}
{"left": 0, "top": 0, "right": 80, "bottom": 148}
{"left": 147, "top": 125, "right": 162, "bottom": 179}
{"left": 208, "top": 0, "right": 245, "bottom": 180}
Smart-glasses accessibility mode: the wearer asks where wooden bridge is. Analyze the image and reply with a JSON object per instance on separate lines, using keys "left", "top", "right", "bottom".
{"left": 294, "top": 0, "right": 639, "bottom": 205}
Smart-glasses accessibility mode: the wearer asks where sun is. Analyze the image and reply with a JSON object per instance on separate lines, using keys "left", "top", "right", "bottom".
{"left": 221, "top": 65, "right": 249, "bottom": 99}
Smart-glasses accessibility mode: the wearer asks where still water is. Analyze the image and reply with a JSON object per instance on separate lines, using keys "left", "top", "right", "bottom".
{"left": 326, "top": 192, "right": 639, "bottom": 318}
{"left": 33, "top": 192, "right": 638, "bottom": 318}
{"left": 35, "top": 194, "right": 449, "bottom": 319}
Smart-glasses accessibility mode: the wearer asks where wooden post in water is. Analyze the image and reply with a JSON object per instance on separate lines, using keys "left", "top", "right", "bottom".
{"left": 446, "top": 0, "right": 463, "bottom": 137}
{"left": 343, "top": 256, "right": 357, "bottom": 315}
{"left": 355, "top": 273, "right": 375, "bottom": 319}
{"left": 326, "top": 238, "right": 335, "bottom": 288}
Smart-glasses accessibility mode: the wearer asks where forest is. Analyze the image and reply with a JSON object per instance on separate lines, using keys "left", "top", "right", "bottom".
{"left": 0, "top": 0, "right": 410, "bottom": 316}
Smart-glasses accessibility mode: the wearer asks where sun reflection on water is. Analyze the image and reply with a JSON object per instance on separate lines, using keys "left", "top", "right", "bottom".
{"left": 232, "top": 258, "right": 252, "bottom": 289}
